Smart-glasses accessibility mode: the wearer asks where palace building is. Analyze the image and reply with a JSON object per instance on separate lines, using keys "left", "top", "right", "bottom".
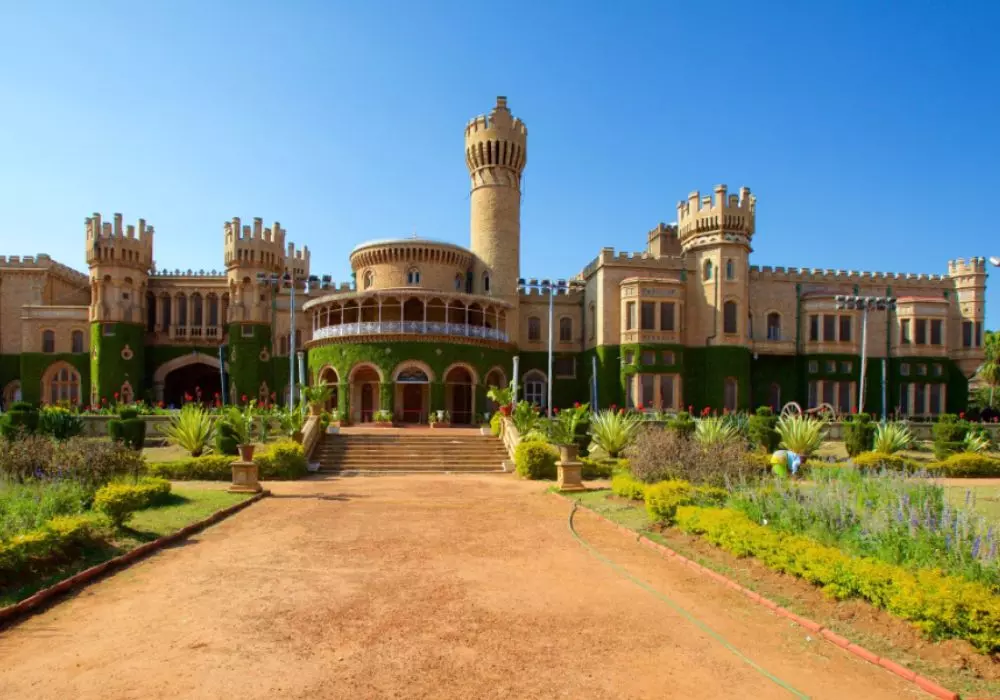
{"left": 0, "top": 97, "right": 988, "bottom": 421}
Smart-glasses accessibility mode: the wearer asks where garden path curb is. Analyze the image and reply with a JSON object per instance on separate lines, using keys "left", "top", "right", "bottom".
{"left": 0, "top": 490, "right": 270, "bottom": 630}
{"left": 552, "top": 491, "right": 961, "bottom": 700}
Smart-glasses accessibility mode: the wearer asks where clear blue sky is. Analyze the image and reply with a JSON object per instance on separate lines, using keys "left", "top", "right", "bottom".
{"left": 2, "top": 1, "right": 998, "bottom": 328}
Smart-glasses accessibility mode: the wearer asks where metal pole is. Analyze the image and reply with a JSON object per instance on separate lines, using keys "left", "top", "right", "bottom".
{"left": 547, "top": 286, "right": 554, "bottom": 418}
{"left": 512, "top": 355, "right": 520, "bottom": 404}
{"left": 881, "top": 357, "right": 887, "bottom": 421}
{"left": 289, "top": 279, "right": 296, "bottom": 407}
{"left": 591, "top": 354, "right": 598, "bottom": 408}
{"left": 858, "top": 305, "right": 868, "bottom": 415}
{"left": 218, "top": 343, "right": 227, "bottom": 406}
{"left": 297, "top": 351, "right": 306, "bottom": 410}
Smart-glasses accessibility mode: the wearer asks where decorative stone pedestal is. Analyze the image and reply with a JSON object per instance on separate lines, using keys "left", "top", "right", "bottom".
{"left": 556, "top": 444, "right": 586, "bottom": 492}
{"left": 229, "top": 460, "right": 262, "bottom": 493}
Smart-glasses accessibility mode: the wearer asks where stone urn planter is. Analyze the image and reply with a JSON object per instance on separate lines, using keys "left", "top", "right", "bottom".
{"left": 309, "top": 402, "right": 323, "bottom": 417}
{"left": 237, "top": 443, "right": 256, "bottom": 462}
{"left": 556, "top": 443, "right": 585, "bottom": 492}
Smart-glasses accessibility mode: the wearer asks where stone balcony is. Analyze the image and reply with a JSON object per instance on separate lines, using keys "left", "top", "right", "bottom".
{"left": 620, "top": 329, "right": 681, "bottom": 345}
{"left": 312, "top": 320, "right": 508, "bottom": 343}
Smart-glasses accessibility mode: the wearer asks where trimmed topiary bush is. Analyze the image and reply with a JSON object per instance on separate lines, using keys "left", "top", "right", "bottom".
{"left": 932, "top": 414, "right": 971, "bottom": 460}
{"left": 93, "top": 477, "right": 171, "bottom": 528}
{"left": 255, "top": 440, "right": 307, "bottom": 479}
{"left": 611, "top": 471, "right": 646, "bottom": 500}
{"left": 927, "top": 452, "right": 1000, "bottom": 478}
{"left": 1, "top": 401, "right": 39, "bottom": 438}
{"left": 843, "top": 414, "right": 876, "bottom": 457}
{"left": 747, "top": 406, "right": 779, "bottom": 453}
{"left": 666, "top": 411, "right": 696, "bottom": 438}
{"left": 514, "top": 441, "right": 557, "bottom": 480}
{"left": 853, "top": 451, "right": 923, "bottom": 472}
{"left": 146, "top": 455, "right": 233, "bottom": 480}
{"left": 214, "top": 421, "right": 240, "bottom": 456}
{"left": 580, "top": 457, "right": 626, "bottom": 479}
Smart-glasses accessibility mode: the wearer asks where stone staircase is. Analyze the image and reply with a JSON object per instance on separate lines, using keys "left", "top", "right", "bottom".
{"left": 313, "top": 429, "right": 510, "bottom": 474}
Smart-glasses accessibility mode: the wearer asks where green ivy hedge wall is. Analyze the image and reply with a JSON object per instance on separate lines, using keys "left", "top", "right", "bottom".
{"left": 226, "top": 323, "right": 274, "bottom": 402}
{"left": 90, "top": 322, "right": 144, "bottom": 405}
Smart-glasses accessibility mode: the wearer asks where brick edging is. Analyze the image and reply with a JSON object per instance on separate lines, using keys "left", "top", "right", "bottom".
{"left": 0, "top": 490, "right": 270, "bottom": 630}
{"left": 554, "top": 492, "right": 961, "bottom": 700}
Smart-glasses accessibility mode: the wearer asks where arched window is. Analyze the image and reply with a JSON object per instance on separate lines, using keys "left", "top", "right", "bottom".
{"left": 703, "top": 259, "right": 713, "bottom": 281}
{"left": 46, "top": 364, "right": 81, "bottom": 405}
{"left": 523, "top": 370, "right": 547, "bottom": 408}
{"left": 279, "top": 334, "right": 289, "bottom": 356}
{"left": 363, "top": 270, "right": 374, "bottom": 289}
{"left": 42, "top": 330, "right": 55, "bottom": 353}
{"left": 726, "top": 259, "right": 735, "bottom": 280}
{"left": 527, "top": 316, "right": 541, "bottom": 342}
{"left": 766, "top": 312, "right": 782, "bottom": 341}
{"left": 482, "top": 271, "right": 491, "bottom": 293}
{"left": 723, "top": 301, "right": 738, "bottom": 335}
{"left": 176, "top": 293, "right": 188, "bottom": 327}
{"left": 454, "top": 274, "right": 463, "bottom": 291}
{"left": 406, "top": 268, "right": 420, "bottom": 286}
{"left": 71, "top": 330, "right": 84, "bottom": 354}
{"left": 191, "top": 292, "right": 203, "bottom": 327}
{"left": 724, "top": 377, "right": 738, "bottom": 412}
{"left": 588, "top": 302, "right": 596, "bottom": 340}
{"left": 146, "top": 291, "right": 156, "bottom": 331}
{"left": 559, "top": 317, "right": 573, "bottom": 342}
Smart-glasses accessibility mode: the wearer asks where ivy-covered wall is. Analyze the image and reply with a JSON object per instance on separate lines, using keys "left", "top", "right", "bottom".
{"left": 226, "top": 323, "right": 274, "bottom": 402}
{"left": 18, "top": 352, "right": 91, "bottom": 405}
{"left": 517, "top": 351, "right": 589, "bottom": 409}
{"left": 90, "top": 322, "right": 144, "bottom": 404}
{"left": 0, "top": 355, "right": 19, "bottom": 393}
{"left": 750, "top": 354, "right": 802, "bottom": 410}
{"left": 581, "top": 345, "right": 623, "bottom": 408}
{"left": 307, "top": 340, "right": 513, "bottom": 418}
{"left": 682, "top": 346, "right": 752, "bottom": 412}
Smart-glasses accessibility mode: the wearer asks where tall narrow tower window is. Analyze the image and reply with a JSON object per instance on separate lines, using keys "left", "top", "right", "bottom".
{"left": 723, "top": 301, "right": 738, "bottom": 335}
{"left": 363, "top": 270, "right": 374, "bottom": 290}
{"left": 483, "top": 272, "right": 491, "bottom": 293}
{"left": 725, "top": 259, "right": 735, "bottom": 280}
{"left": 42, "top": 330, "right": 55, "bottom": 354}
{"left": 407, "top": 268, "right": 420, "bottom": 286}
{"left": 454, "top": 274, "right": 463, "bottom": 291}
{"left": 703, "top": 260, "right": 713, "bottom": 281}
{"left": 71, "top": 330, "right": 84, "bottom": 353}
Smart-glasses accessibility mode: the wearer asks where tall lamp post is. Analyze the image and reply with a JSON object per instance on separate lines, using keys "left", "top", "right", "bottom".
{"left": 835, "top": 295, "right": 897, "bottom": 419}
{"left": 516, "top": 277, "right": 584, "bottom": 418}
{"left": 257, "top": 272, "right": 330, "bottom": 407}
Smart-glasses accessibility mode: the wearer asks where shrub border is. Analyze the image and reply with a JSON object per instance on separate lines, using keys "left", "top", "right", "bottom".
{"left": 0, "top": 490, "right": 270, "bottom": 630}
{"left": 551, "top": 491, "right": 960, "bottom": 700}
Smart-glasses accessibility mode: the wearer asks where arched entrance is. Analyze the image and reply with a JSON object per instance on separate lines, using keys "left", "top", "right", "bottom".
{"left": 484, "top": 367, "right": 507, "bottom": 414}
{"left": 154, "top": 353, "right": 224, "bottom": 407}
{"left": 349, "top": 364, "right": 382, "bottom": 423}
{"left": 393, "top": 362, "right": 433, "bottom": 424}
{"left": 2, "top": 380, "right": 21, "bottom": 409}
{"left": 318, "top": 366, "right": 339, "bottom": 412}
{"left": 444, "top": 365, "right": 476, "bottom": 425}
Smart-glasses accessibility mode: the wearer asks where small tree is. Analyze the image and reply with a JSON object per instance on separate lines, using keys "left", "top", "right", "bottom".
{"left": 747, "top": 406, "right": 780, "bottom": 453}
{"left": 843, "top": 413, "right": 876, "bottom": 457}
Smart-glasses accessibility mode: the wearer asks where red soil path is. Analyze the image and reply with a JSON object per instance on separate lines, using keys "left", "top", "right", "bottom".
{"left": 0, "top": 475, "right": 920, "bottom": 699}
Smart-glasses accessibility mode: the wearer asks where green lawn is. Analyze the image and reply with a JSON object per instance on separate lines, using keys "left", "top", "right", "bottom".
{"left": 944, "top": 485, "right": 1000, "bottom": 523}
{"left": 0, "top": 486, "right": 252, "bottom": 607}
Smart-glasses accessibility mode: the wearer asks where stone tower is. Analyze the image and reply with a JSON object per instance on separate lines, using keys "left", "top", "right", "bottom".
{"left": 85, "top": 213, "right": 154, "bottom": 403}
{"left": 947, "top": 256, "right": 988, "bottom": 378}
{"left": 223, "top": 217, "right": 287, "bottom": 402}
{"left": 465, "top": 96, "right": 527, "bottom": 339}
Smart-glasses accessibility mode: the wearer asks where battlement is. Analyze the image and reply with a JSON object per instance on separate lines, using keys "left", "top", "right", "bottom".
{"left": 518, "top": 284, "right": 585, "bottom": 300}
{"left": 223, "top": 217, "right": 287, "bottom": 271}
{"left": 85, "top": 213, "right": 154, "bottom": 270}
{"left": 152, "top": 268, "right": 226, "bottom": 278}
{"left": 647, "top": 222, "right": 678, "bottom": 241}
{"left": 677, "top": 185, "right": 755, "bottom": 242}
{"left": 465, "top": 97, "right": 527, "bottom": 176}
{"left": 0, "top": 254, "right": 53, "bottom": 268}
{"left": 284, "top": 242, "right": 311, "bottom": 278}
{"left": 749, "top": 265, "right": 949, "bottom": 284}
{"left": 947, "top": 257, "right": 987, "bottom": 277}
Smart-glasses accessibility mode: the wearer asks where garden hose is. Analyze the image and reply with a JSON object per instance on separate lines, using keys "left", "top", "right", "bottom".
{"left": 567, "top": 501, "right": 811, "bottom": 699}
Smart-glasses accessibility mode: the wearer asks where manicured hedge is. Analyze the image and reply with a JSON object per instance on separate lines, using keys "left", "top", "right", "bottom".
{"left": 611, "top": 472, "right": 646, "bottom": 500}
{"left": 852, "top": 451, "right": 923, "bottom": 472}
{"left": 0, "top": 513, "right": 106, "bottom": 584}
{"left": 580, "top": 457, "right": 627, "bottom": 479}
{"left": 644, "top": 480, "right": 727, "bottom": 524}
{"left": 514, "top": 441, "right": 557, "bottom": 480}
{"left": 926, "top": 452, "right": 1000, "bottom": 478}
{"left": 145, "top": 440, "right": 308, "bottom": 481}
{"left": 676, "top": 505, "right": 1000, "bottom": 653}
{"left": 93, "top": 477, "right": 172, "bottom": 527}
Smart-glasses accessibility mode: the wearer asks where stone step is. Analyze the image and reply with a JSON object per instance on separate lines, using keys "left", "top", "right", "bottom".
{"left": 313, "top": 432, "right": 510, "bottom": 474}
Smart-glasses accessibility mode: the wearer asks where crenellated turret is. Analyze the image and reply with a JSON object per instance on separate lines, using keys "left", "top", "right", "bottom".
{"left": 677, "top": 185, "right": 755, "bottom": 253}
{"left": 85, "top": 213, "right": 153, "bottom": 324}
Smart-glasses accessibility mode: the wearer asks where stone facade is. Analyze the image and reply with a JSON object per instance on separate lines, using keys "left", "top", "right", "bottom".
{"left": 0, "top": 96, "right": 988, "bottom": 420}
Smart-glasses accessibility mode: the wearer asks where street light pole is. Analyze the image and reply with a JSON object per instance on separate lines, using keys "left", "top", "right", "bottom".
{"left": 836, "top": 295, "right": 896, "bottom": 419}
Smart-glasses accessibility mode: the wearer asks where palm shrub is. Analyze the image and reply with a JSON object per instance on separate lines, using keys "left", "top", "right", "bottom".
{"left": 162, "top": 404, "right": 215, "bottom": 457}
{"left": 843, "top": 413, "right": 876, "bottom": 457}
{"left": 666, "top": 411, "right": 696, "bottom": 438}
{"left": 695, "top": 416, "right": 740, "bottom": 446}
{"left": 775, "top": 414, "right": 826, "bottom": 458}
{"left": 872, "top": 421, "right": 913, "bottom": 455}
{"left": 299, "top": 383, "right": 332, "bottom": 414}
{"left": 589, "top": 409, "right": 642, "bottom": 458}
{"left": 747, "top": 406, "right": 779, "bottom": 452}
{"left": 932, "top": 413, "right": 970, "bottom": 460}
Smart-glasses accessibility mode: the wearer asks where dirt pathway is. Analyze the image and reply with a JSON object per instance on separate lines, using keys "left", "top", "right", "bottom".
{"left": 0, "top": 475, "right": 921, "bottom": 699}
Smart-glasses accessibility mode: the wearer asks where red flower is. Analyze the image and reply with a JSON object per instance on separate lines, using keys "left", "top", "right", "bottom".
{"left": 960, "top": 411, "right": 966, "bottom": 419}
{"left": 271, "top": 392, "right": 276, "bottom": 399}
{"left": 723, "top": 407, "right": 730, "bottom": 415}
{"left": 241, "top": 394, "right": 248, "bottom": 403}
{"left": 214, "top": 391, "right": 220, "bottom": 398}
{"left": 158, "top": 401, "right": 165, "bottom": 408}
{"left": 637, "top": 405, "right": 645, "bottom": 413}
{"left": 113, "top": 392, "right": 119, "bottom": 399}
{"left": 619, "top": 408, "right": 625, "bottom": 415}
{"left": 573, "top": 401, "right": 580, "bottom": 409}
{"left": 688, "top": 405, "right": 693, "bottom": 413}
{"left": 101, "top": 397, "right": 107, "bottom": 404}
{"left": 610, "top": 404, "right": 617, "bottom": 410}
{"left": 184, "top": 392, "right": 193, "bottom": 402}
{"left": 851, "top": 406, "right": 857, "bottom": 414}
{"left": 553, "top": 407, "right": 560, "bottom": 415}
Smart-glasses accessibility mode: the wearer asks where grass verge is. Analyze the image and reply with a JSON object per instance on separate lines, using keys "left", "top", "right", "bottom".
{"left": 564, "top": 488, "right": 1000, "bottom": 699}
{"left": 0, "top": 487, "right": 250, "bottom": 607}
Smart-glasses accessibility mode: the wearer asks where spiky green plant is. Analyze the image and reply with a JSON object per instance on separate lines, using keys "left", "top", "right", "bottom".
{"left": 694, "top": 416, "right": 740, "bottom": 446}
{"left": 589, "top": 409, "right": 643, "bottom": 457}
{"left": 872, "top": 421, "right": 913, "bottom": 455}
{"left": 775, "top": 414, "right": 826, "bottom": 457}
{"left": 486, "top": 385, "right": 513, "bottom": 407}
{"left": 965, "top": 430, "right": 993, "bottom": 454}
{"left": 162, "top": 404, "right": 215, "bottom": 457}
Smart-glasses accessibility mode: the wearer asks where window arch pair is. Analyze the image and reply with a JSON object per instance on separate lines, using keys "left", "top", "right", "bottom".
{"left": 406, "top": 268, "right": 420, "bottom": 286}
{"left": 704, "top": 259, "right": 737, "bottom": 280}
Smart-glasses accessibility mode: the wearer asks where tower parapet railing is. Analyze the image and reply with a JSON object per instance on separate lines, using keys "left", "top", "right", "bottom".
{"left": 313, "top": 321, "right": 508, "bottom": 343}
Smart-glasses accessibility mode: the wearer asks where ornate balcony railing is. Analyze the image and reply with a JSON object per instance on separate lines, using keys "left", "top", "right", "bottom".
{"left": 313, "top": 321, "right": 509, "bottom": 343}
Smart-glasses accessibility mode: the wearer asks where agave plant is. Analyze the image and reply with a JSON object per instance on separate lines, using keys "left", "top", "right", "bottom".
{"left": 694, "top": 416, "right": 740, "bottom": 446}
{"left": 872, "top": 421, "right": 913, "bottom": 454}
{"left": 162, "top": 403, "right": 215, "bottom": 457}
{"left": 589, "top": 409, "right": 642, "bottom": 457}
{"left": 775, "top": 414, "right": 826, "bottom": 457}
{"left": 965, "top": 429, "right": 993, "bottom": 454}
